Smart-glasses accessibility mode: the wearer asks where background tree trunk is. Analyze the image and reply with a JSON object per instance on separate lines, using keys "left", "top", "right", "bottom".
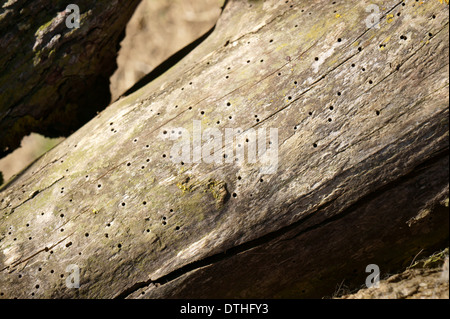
{"left": 0, "top": 0, "right": 141, "bottom": 158}
{"left": 0, "top": 0, "right": 448, "bottom": 299}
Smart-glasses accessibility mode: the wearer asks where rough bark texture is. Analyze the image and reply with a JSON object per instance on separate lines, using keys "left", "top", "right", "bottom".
{"left": 340, "top": 252, "right": 449, "bottom": 299}
{"left": 0, "top": 0, "right": 141, "bottom": 158}
{"left": 0, "top": 0, "right": 449, "bottom": 299}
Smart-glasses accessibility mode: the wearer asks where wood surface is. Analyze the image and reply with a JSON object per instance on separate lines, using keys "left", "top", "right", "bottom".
{"left": 0, "top": 0, "right": 448, "bottom": 298}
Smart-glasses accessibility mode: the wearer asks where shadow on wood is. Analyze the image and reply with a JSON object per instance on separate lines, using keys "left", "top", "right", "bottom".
{"left": 0, "top": 0, "right": 448, "bottom": 299}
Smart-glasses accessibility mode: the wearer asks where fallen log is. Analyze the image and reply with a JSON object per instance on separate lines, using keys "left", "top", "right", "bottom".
{"left": 0, "top": 0, "right": 141, "bottom": 158}
{"left": 0, "top": 0, "right": 448, "bottom": 299}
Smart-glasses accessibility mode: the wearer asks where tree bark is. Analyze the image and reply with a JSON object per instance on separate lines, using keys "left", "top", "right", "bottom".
{"left": 0, "top": 0, "right": 448, "bottom": 299}
{"left": 0, "top": 0, "right": 141, "bottom": 158}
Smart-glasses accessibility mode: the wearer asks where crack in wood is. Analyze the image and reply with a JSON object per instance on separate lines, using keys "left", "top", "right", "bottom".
{"left": 0, "top": 176, "right": 65, "bottom": 224}
{"left": 114, "top": 148, "right": 448, "bottom": 299}
{"left": 1, "top": 233, "right": 72, "bottom": 272}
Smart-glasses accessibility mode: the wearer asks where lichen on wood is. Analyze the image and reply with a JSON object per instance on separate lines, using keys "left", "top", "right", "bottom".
{"left": 0, "top": 0, "right": 449, "bottom": 299}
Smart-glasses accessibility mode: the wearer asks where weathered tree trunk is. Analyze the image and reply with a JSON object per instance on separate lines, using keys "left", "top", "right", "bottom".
{"left": 0, "top": 0, "right": 448, "bottom": 299}
{"left": 0, "top": 0, "right": 141, "bottom": 158}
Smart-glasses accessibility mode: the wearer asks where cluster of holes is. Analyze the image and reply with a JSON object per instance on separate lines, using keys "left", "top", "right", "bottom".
{"left": 4, "top": 2, "right": 418, "bottom": 299}
{"left": 109, "top": 122, "right": 117, "bottom": 134}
